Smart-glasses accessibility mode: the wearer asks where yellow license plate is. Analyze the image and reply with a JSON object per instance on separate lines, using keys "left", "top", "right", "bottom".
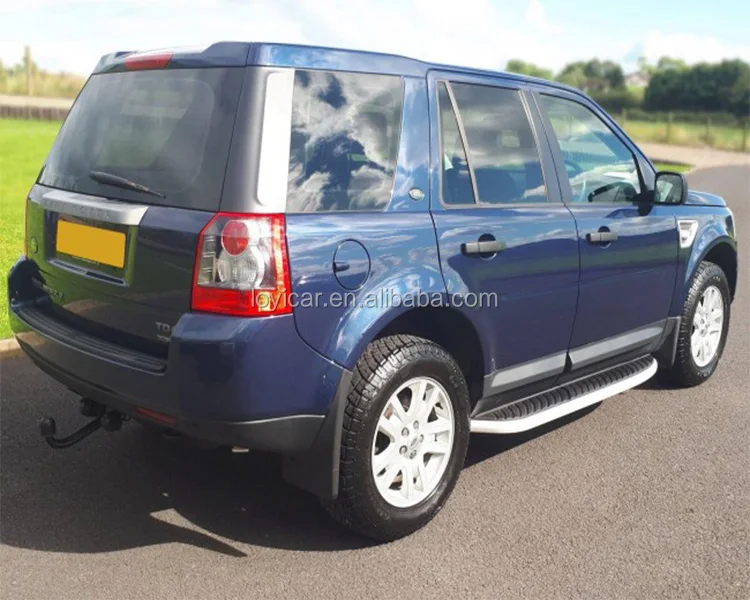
{"left": 57, "top": 220, "right": 126, "bottom": 268}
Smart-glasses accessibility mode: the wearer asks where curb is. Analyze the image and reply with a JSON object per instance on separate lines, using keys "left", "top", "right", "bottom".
{"left": 0, "top": 338, "right": 20, "bottom": 355}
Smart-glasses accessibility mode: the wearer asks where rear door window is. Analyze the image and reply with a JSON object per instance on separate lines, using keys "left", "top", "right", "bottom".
{"left": 438, "top": 82, "right": 475, "bottom": 205}
{"left": 449, "top": 82, "right": 547, "bottom": 204}
{"left": 39, "top": 68, "right": 245, "bottom": 211}
{"left": 286, "top": 70, "right": 403, "bottom": 212}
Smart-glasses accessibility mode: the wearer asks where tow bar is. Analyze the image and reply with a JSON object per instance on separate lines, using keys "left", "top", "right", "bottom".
{"left": 39, "top": 399, "right": 129, "bottom": 449}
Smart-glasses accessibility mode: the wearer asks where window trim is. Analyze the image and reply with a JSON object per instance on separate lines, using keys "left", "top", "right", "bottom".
{"left": 533, "top": 90, "right": 649, "bottom": 206}
{"left": 434, "top": 77, "right": 555, "bottom": 210}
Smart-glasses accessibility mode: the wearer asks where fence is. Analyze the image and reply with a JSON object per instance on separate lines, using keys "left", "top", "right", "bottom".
{"left": 0, "top": 94, "right": 71, "bottom": 121}
{"left": 619, "top": 110, "right": 750, "bottom": 152}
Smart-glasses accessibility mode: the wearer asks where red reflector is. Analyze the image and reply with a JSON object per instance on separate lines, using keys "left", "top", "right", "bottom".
{"left": 125, "top": 52, "right": 172, "bottom": 70}
{"left": 134, "top": 406, "right": 175, "bottom": 426}
{"left": 221, "top": 220, "right": 250, "bottom": 256}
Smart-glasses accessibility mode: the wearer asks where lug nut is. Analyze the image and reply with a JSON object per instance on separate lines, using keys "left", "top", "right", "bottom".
{"left": 401, "top": 427, "right": 409, "bottom": 437}
{"left": 400, "top": 446, "right": 407, "bottom": 455}
{"left": 419, "top": 435, "right": 424, "bottom": 442}
{"left": 413, "top": 421, "right": 419, "bottom": 430}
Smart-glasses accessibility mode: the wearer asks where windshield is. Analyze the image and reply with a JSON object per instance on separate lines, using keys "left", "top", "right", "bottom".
{"left": 39, "top": 67, "right": 244, "bottom": 210}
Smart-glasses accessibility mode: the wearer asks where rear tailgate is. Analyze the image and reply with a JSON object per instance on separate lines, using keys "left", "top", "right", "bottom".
{"left": 20, "top": 65, "right": 245, "bottom": 357}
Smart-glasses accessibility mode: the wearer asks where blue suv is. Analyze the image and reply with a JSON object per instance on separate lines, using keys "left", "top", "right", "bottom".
{"left": 8, "top": 43, "right": 738, "bottom": 541}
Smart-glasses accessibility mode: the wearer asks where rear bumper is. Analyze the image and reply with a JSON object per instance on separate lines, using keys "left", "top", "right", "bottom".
{"left": 9, "top": 260, "right": 345, "bottom": 455}
{"left": 19, "top": 340, "right": 326, "bottom": 451}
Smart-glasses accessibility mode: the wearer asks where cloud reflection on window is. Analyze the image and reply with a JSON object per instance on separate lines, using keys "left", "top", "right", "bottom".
{"left": 287, "top": 70, "right": 403, "bottom": 212}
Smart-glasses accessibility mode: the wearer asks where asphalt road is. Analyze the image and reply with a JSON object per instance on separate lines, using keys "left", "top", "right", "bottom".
{"left": 1, "top": 165, "right": 748, "bottom": 600}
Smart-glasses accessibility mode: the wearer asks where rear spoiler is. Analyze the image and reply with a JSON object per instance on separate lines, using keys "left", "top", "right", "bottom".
{"left": 93, "top": 42, "right": 253, "bottom": 73}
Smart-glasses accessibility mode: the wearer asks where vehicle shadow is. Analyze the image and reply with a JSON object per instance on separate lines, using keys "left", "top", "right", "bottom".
{"left": 464, "top": 405, "right": 598, "bottom": 467}
{"left": 0, "top": 355, "right": 598, "bottom": 557}
{"left": 0, "top": 418, "right": 366, "bottom": 556}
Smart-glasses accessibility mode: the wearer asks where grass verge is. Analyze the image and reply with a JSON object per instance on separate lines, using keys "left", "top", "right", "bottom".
{"left": 623, "top": 120, "right": 748, "bottom": 153}
{"left": 653, "top": 162, "right": 692, "bottom": 173}
{"left": 0, "top": 119, "right": 61, "bottom": 338}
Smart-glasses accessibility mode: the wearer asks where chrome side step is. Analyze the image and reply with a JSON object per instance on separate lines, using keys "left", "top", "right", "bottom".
{"left": 470, "top": 356, "right": 657, "bottom": 435}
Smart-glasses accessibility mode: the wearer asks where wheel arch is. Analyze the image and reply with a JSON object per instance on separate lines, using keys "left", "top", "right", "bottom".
{"left": 672, "top": 225, "right": 737, "bottom": 317}
{"left": 372, "top": 306, "right": 487, "bottom": 406}
{"left": 702, "top": 241, "right": 737, "bottom": 301}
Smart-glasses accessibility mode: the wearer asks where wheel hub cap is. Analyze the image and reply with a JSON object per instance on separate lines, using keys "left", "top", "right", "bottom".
{"left": 371, "top": 376, "right": 455, "bottom": 508}
{"left": 690, "top": 285, "right": 724, "bottom": 368}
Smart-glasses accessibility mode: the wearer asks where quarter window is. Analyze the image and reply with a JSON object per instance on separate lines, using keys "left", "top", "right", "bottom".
{"left": 450, "top": 82, "right": 547, "bottom": 204}
{"left": 286, "top": 70, "right": 403, "bottom": 212}
{"left": 540, "top": 95, "right": 642, "bottom": 203}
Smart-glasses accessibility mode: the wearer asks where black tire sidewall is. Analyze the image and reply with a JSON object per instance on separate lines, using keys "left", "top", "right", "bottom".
{"left": 343, "top": 341, "right": 470, "bottom": 538}
{"left": 677, "top": 263, "right": 731, "bottom": 384}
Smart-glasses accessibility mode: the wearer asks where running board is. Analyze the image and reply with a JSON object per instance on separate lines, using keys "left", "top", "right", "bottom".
{"left": 470, "top": 356, "right": 657, "bottom": 434}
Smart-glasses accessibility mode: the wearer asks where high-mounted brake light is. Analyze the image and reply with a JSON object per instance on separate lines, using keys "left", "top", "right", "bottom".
{"left": 191, "top": 213, "right": 292, "bottom": 317}
{"left": 124, "top": 52, "right": 172, "bottom": 70}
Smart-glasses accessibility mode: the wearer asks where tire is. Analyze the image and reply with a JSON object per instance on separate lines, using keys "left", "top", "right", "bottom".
{"left": 664, "top": 261, "right": 731, "bottom": 387}
{"left": 324, "top": 334, "right": 470, "bottom": 541}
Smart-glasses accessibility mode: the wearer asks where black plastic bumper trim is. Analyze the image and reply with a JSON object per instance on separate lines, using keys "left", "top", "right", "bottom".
{"left": 13, "top": 303, "right": 166, "bottom": 373}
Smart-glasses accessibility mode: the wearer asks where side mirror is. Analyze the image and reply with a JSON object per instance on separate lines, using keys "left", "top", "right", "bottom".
{"left": 654, "top": 171, "right": 688, "bottom": 205}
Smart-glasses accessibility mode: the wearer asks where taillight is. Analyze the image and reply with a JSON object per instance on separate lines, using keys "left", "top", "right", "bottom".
{"left": 124, "top": 51, "right": 172, "bottom": 70}
{"left": 191, "top": 213, "right": 292, "bottom": 317}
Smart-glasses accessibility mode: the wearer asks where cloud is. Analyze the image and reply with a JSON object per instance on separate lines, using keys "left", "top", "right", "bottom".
{"left": 525, "top": 0, "right": 560, "bottom": 33}
{"left": 0, "top": 0, "right": 747, "bottom": 76}
{"left": 638, "top": 30, "right": 750, "bottom": 65}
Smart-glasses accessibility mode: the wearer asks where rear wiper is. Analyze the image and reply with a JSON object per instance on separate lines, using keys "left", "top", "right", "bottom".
{"left": 89, "top": 170, "right": 166, "bottom": 199}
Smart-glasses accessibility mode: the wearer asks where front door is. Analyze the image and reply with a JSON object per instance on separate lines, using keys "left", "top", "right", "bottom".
{"left": 535, "top": 91, "right": 678, "bottom": 370}
{"left": 428, "top": 72, "right": 580, "bottom": 397}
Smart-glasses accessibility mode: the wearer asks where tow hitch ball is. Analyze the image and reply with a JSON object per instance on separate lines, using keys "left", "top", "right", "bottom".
{"left": 39, "top": 399, "right": 129, "bottom": 449}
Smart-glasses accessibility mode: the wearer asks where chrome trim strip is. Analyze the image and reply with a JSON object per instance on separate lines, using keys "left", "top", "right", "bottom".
{"left": 471, "top": 357, "right": 657, "bottom": 434}
{"left": 568, "top": 321, "right": 666, "bottom": 369}
{"left": 256, "top": 69, "right": 294, "bottom": 210}
{"left": 38, "top": 190, "right": 149, "bottom": 226}
{"left": 484, "top": 351, "right": 567, "bottom": 395}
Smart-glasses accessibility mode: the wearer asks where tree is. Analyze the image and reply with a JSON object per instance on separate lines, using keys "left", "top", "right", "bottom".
{"left": 557, "top": 62, "right": 587, "bottom": 89}
{"left": 644, "top": 59, "right": 750, "bottom": 115}
{"left": 655, "top": 56, "right": 687, "bottom": 72}
{"left": 557, "top": 59, "right": 625, "bottom": 92}
{"left": 505, "top": 59, "right": 553, "bottom": 80}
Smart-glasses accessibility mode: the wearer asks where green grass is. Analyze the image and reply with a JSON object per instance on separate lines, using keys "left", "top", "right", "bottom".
{"left": 0, "top": 119, "right": 61, "bottom": 338}
{"left": 622, "top": 119, "right": 748, "bottom": 152}
{"left": 653, "top": 162, "right": 691, "bottom": 173}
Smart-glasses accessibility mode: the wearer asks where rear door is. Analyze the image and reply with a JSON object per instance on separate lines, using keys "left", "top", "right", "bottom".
{"left": 428, "top": 72, "right": 580, "bottom": 398}
{"left": 25, "top": 66, "right": 244, "bottom": 355}
{"left": 534, "top": 90, "right": 678, "bottom": 369}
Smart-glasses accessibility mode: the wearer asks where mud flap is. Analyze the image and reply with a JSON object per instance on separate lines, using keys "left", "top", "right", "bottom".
{"left": 282, "top": 369, "right": 352, "bottom": 499}
{"left": 653, "top": 316, "right": 682, "bottom": 369}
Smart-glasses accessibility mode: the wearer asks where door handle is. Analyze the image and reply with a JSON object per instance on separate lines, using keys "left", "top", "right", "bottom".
{"left": 586, "top": 231, "right": 618, "bottom": 244}
{"left": 333, "top": 261, "right": 350, "bottom": 272}
{"left": 461, "top": 239, "right": 506, "bottom": 256}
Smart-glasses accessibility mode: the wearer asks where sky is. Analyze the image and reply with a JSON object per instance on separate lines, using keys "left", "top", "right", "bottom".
{"left": 1, "top": 0, "right": 749, "bottom": 76}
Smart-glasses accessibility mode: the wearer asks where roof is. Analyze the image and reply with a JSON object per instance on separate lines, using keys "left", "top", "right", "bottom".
{"left": 93, "top": 41, "right": 580, "bottom": 95}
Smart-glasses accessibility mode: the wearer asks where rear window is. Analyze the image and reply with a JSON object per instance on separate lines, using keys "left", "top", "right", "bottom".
{"left": 39, "top": 68, "right": 244, "bottom": 211}
{"left": 286, "top": 70, "right": 403, "bottom": 212}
